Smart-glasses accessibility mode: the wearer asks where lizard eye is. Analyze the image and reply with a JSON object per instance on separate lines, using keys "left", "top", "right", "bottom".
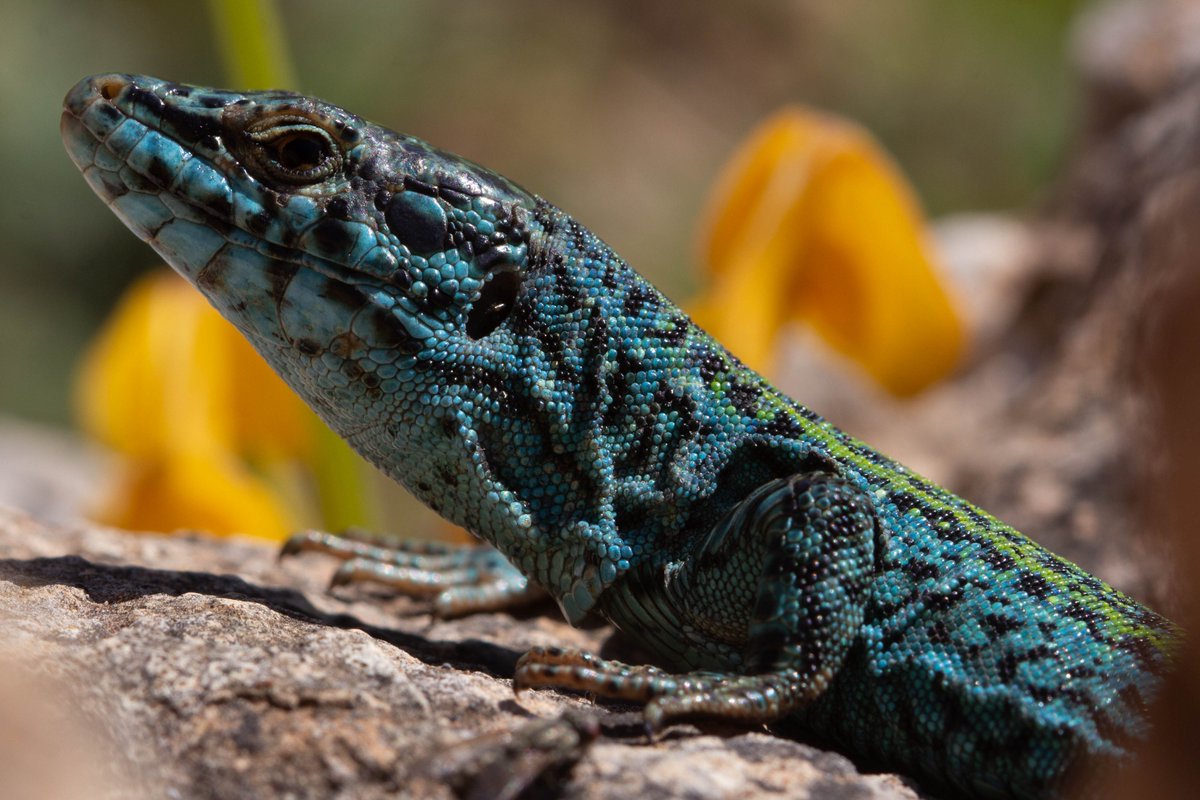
{"left": 467, "top": 270, "right": 521, "bottom": 339}
{"left": 245, "top": 122, "right": 341, "bottom": 184}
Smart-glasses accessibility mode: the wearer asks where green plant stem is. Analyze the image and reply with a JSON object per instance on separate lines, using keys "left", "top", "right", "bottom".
{"left": 206, "top": 0, "right": 297, "bottom": 90}
{"left": 207, "top": 0, "right": 377, "bottom": 531}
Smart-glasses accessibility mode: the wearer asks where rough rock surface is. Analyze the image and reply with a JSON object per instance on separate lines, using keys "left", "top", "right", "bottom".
{"left": 0, "top": 506, "right": 919, "bottom": 800}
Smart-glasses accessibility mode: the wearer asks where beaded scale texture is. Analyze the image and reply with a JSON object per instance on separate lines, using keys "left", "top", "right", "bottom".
{"left": 62, "top": 74, "right": 1178, "bottom": 799}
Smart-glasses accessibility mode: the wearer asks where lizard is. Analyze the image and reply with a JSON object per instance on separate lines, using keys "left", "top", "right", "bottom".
{"left": 61, "top": 73, "right": 1179, "bottom": 800}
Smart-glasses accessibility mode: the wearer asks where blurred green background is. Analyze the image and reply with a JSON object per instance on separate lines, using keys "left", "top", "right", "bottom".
{"left": 1, "top": 0, "right": 1088, "bottom": 427}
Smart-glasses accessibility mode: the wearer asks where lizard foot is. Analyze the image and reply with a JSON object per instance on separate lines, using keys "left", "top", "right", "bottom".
{"left": 513, "top": 646, "right": 794, "bottom": 731}
{"left": 279, "top": 529, "right": 546, "bottom": 617}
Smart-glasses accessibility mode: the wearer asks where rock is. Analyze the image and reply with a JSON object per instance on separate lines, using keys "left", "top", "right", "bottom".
{"left": 0, "top": 506, "right": 918, "bottom": 800}
{"left": 1071, "top": 0, "right": 1200, "bottom": 139}
{"left": 0, "top": 417, "right": 108, "bottom": 524}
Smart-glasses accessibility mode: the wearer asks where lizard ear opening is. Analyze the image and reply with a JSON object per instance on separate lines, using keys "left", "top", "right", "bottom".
{"left": 466, "top": 270, "right": 521, "bottom": 339}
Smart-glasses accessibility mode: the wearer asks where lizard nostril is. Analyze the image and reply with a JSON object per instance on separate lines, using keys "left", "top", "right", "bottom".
{"left": 96, "top": 76, "right": 128, "bottom": 101}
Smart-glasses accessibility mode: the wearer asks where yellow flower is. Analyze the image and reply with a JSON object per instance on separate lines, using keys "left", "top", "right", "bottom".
{"left": 77, "top": 269, "right": 311, "bottom": 539}
{"left": 92, "top": 450, "right": 298, "bottom": 540}
{"left": 692, "top": 108, "right": 964, "bottom": 397}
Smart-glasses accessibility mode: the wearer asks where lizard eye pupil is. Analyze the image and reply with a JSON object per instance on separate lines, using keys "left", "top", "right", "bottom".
{"left": 273, "top": 132, "right": 326, "bottom": 171}
{"left": 467, "top": 270, "right": 521, "bottom": 339}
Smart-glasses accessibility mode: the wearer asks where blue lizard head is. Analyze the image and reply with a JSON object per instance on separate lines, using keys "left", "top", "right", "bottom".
{"left": 62, "top": 73, "right": 538, "bottom": 352}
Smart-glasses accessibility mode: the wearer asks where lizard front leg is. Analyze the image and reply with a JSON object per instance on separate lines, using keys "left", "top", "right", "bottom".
{"left": 514, "top": 473, "right": 880, "bottom": 728}
{"left": 280, "top": 530, "right": 546, "bottom": 617}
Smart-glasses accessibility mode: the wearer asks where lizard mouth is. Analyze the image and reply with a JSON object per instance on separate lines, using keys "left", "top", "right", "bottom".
{"left": 63, "top": 75, "right": 178, "bottom": 236}
{"left": 62, "top": 73, "right": 259, "bottom": 281}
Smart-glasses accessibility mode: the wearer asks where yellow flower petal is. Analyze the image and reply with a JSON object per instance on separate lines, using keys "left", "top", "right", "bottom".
{"left": 76, "top": 268, "right": 318, "bottom": 538}
{"left": 76, "top": 270, "right": 235, "bottom": 456}
{"left": 694, "top": 108, "right": 964, "bottom": 396}
{"left": 94, "top": 450, "right": 295, "bottom": 539}
{"left": 77, "top": 268, "right": 314, "bottom": 460}
{"left": 224, "top": 319, "right": 314, "bottom": 462}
